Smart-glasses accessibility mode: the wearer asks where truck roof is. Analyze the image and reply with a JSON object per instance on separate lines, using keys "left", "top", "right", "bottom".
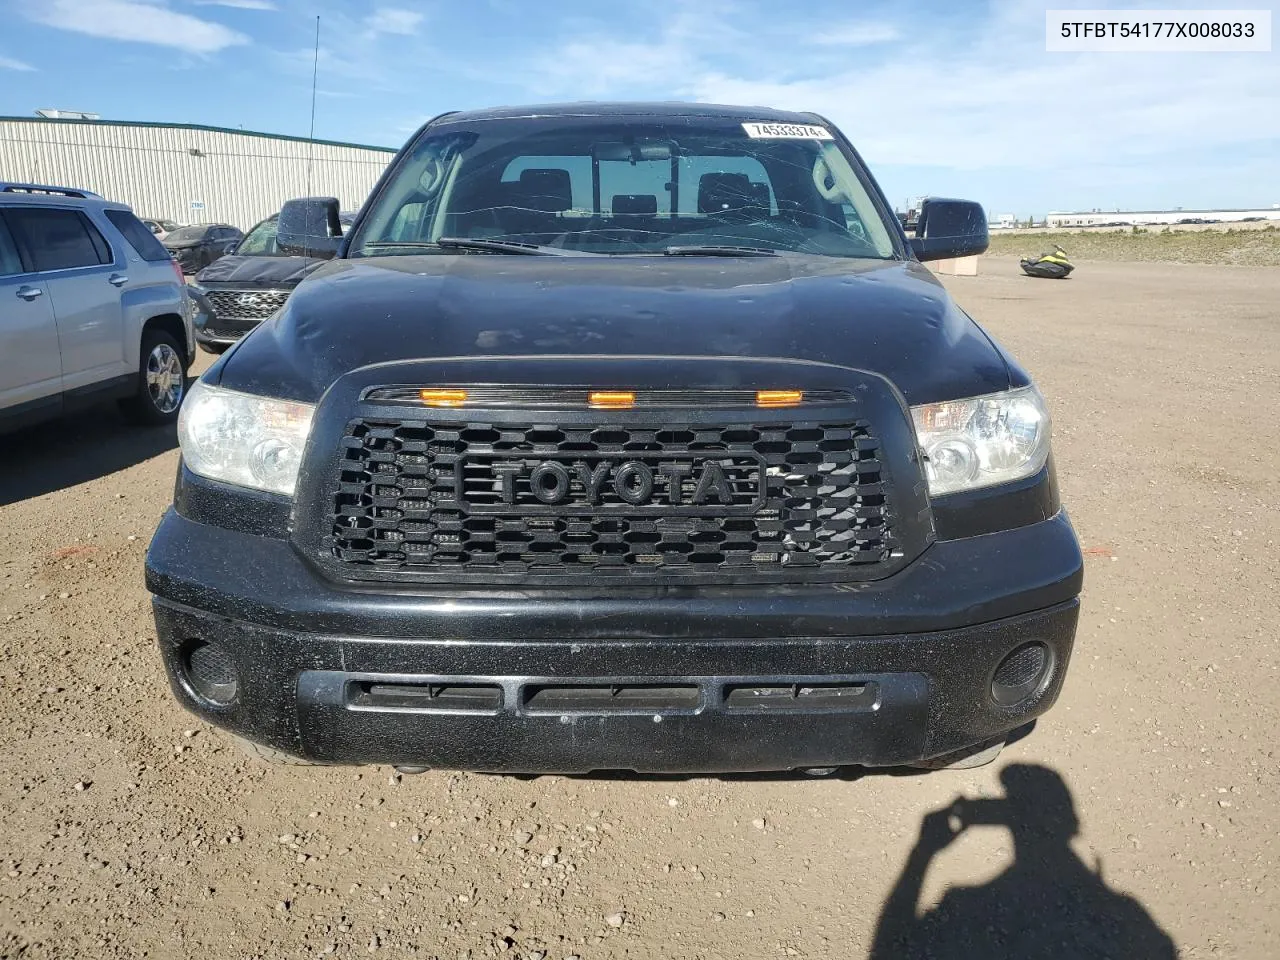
{"left": 436, "top": 101, "right": 826, "bottom": 125}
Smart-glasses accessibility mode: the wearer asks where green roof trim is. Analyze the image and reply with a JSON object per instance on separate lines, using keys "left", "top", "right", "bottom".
{"left": 0, "top": 115, "right": 398, "bottom": 154}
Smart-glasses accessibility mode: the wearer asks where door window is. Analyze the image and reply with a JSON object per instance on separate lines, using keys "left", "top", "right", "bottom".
{"left": 104, "top": 209, "right": 171, "bottom": 261}
{"left": 0, "top": 216, "right": 24, "bottom": 276}
{"left": 5, "top": 208, "right": 114, "bottom": 272}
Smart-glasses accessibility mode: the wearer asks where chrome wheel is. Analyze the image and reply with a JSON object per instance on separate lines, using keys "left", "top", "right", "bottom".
{"left": 146, "top": 343, "right": 184, "bottom": 414}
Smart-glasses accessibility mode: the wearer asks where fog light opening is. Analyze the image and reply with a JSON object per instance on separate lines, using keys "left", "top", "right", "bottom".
{"left": 990, "top": 642, "right": 1051, "bottom": 707}
{"left": 181, "top": 639, "right": 239, "bottom": 706}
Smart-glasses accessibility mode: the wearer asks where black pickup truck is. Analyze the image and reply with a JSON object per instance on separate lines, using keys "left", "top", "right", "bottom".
{"left": 146, "top": 102, "right": 1082, "bottom": 774}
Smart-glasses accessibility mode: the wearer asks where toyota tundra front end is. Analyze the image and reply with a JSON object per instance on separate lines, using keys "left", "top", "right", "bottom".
{"left": 145, "top": 102, "right": 1081, "bottom": 774}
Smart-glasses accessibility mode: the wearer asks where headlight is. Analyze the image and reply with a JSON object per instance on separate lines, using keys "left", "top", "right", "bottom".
{"left": 178, "top": 381, "right": 315, "bottom": 496}
{"left": 910, "top": 386, "right": 1050, "bottom": 496}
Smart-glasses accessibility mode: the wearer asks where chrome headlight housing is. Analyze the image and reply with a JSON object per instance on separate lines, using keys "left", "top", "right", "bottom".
{"left": 910, "top": 386, "right": 1051, "bottom": 496}
{"left": 178, "top": 380, "right": 315, "bottom": 496}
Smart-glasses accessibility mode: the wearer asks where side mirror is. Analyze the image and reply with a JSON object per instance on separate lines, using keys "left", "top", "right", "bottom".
{"left": 277, "top": 196, "right": 343, "bottom": 259}
{"left": 908, "top": 198, "right": 989, "bottom": 262}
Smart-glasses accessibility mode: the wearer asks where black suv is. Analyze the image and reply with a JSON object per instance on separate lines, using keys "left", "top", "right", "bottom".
{"left": 146, "top": 103, "right": 1082, "bottom": 774}
{"left": 191, "top": 210, "right": 355, "bottom": 353}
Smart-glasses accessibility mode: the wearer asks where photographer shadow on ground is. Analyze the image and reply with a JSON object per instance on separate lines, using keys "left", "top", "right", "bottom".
{"left": 869, "top": 763, "right": 1178, "bottom": 960}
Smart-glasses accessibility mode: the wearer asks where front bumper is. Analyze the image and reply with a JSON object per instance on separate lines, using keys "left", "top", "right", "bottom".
{"left": 169, "top": 251, "right": 201, "bottom": 274}
{"left": 146, "top": 509, "right": 1082, "bottom": 773}
{"left": 192, "top": 309, "right": 261, "bottom": 348}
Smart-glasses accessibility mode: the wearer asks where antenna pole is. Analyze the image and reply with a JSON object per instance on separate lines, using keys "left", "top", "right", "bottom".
{"left": 303, "top": 14, "right": 320, "bottom": 261}
{"left": 306, "top": 15, "right": 319, "bottom": 198}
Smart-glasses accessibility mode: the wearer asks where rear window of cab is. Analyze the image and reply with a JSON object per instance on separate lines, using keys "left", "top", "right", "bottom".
{"left": 352, "top": 116, "right": 898, "bottom": 259}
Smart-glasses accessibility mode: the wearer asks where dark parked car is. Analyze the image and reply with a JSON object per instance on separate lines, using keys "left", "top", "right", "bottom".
{"left": 147, "top": 102, "right": 1081, "bottom": 775}
{"left": 141, "top": 217, "right": 182, "bottom": 239}
{"left": 163, "top": 223, "right": 242, "bottom": 274}
{"left": 191, "top": 210, "right": 355, "bottom": 353}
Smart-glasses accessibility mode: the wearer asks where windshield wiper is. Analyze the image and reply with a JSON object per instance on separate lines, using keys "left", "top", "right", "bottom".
{"left": 439, "top": 237, "right": 587, "bottom": 256}
{"left": 662, "top": 244, "right": 779, "bottom": 257}
{"left": 361, "top": 237, "right": 592, "bottom": 257}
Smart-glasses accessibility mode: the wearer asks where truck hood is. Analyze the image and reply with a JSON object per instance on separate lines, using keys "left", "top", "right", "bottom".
{"left": 215, "top": 254, "right": 1018, "bottom": 405}
{"left": 196, "top": 254, "right": 325, "bottom": 286}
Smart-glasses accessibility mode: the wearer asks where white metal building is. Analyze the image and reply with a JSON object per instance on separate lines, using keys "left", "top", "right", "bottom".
{"left": 1046, "top": 207, "right": 1279, "bottom": 228}
{"left": 0, "top": 115, "right": 397, "bottom": 229}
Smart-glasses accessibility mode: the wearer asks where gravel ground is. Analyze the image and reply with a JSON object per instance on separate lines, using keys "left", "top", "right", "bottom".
{"left": 986, "top": 228, "right": 1280, "bottom": 266}
{"left": 1, "top": 256, "right": 1277, "bottom": 959}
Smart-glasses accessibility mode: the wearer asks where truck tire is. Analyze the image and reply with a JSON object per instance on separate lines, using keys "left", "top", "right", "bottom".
{"left": 121, "top": 329, "right": 186, "bottom": 425}
{"left": 229, "top": 734, "right": 321, "bottom": 766}
{"left": 910, "top": 737, "right": 1005, "bottom": 771}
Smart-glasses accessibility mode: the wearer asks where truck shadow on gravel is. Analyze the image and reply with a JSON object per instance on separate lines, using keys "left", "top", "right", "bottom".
{"left": 867, "top": 763, "right": 1179, "bottom": 960}
{"left": 0, "top": 410, "right": 177, "bottom": 506}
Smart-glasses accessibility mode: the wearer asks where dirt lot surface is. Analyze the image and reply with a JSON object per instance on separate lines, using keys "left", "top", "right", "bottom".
{"left": 2, "top": 257, "right": 1277, "bottom": 959}
{"left": 986, "top": 227, "right": 1280, "bottom": 266}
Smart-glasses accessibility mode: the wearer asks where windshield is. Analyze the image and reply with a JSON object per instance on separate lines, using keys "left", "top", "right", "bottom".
{"left": 236, "top": 217, "right": 279, "bottom": 256}
{"left": 165, "top": 225, "right": 207, "bottom": 243}
{"left": 351, "top": 116, "right": 899, "bottom": 259}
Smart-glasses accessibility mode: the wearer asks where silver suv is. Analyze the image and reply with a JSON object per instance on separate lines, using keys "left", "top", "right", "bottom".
{"left": 0, "top": 182, "right": 195, "bottom": 431}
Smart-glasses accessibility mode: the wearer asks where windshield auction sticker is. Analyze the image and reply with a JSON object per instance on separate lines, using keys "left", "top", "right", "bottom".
{"left": 1046, "top": 9, "right": 1271, "bottom": 51}
{"left": 742, "top": 122, "right": 834, "bottom": 140}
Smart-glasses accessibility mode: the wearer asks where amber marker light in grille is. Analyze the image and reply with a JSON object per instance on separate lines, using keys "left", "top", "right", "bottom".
{"left": 756, "top": 389, "right": 804, "bottom": 408}
{"left": 419, "top": 388, "right": 467, "bottom": 407}
{"left": 588, "top": 390, "right": 636, "bottom": 409}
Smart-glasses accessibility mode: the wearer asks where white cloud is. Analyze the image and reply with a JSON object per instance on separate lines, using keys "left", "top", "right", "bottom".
{"left": 521, "top": 0, "right": 1280, "bottom": 187}
{"left": 531, "top": 38, "right": 696, "bottom": 98}
{"left": 692, "top": 44, "right": 1279, "bottom": 174}
{"left": 527, "top": 2, "right": 743, "bottom": 99}
{"left": 192, "top": 0, "right": 276, "bottom": 9}
{"left": 0, "top": 55, "right": 36, "bottom": 70}
{"left": 269, "top": 5, "right": 432, "bottom": 91}
{"left": 364, "top": 7, "right": 423, "bottom": 36}
{"left": 26, "top": 0, "right": 249, "bottom": 54}
{"left": 811, "top": 22, "right": 900, "bottom": 46}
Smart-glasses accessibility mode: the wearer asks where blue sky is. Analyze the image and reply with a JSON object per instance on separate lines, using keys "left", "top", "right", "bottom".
{"left": 1, "top": 0, "right": 1277, "bottom": 216}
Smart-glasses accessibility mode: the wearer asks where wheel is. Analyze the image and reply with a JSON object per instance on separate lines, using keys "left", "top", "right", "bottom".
{"left": 910, "top": 737, "right": 1005, "bottom": 771}
{"left": 197, "top": 341, "right": 229, "bottom": 356}
{"left": 120, "top": 329, "right": 186, "bottom": 425}
{"left": 230, "top": 734, "right": 321, "bottom": 766}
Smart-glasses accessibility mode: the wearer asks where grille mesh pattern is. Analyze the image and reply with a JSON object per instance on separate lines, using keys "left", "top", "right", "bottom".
{"left": 329, "top": 418, "right": 895, "bottom": 579}
{"left": 993, "top": 643, "right": 1048, "bottom": 688}
{"left": 204, "top": 288, "right": 291, "bottom": 322}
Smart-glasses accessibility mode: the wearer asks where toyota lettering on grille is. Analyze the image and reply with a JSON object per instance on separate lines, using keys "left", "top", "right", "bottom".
{"left": 460, "top": 454, "right": 766, "bottom": 515}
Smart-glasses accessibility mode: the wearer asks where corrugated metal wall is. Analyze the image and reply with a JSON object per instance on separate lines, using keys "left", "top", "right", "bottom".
{"left": 0, "top": 118, "right": 396, "bottom": 229}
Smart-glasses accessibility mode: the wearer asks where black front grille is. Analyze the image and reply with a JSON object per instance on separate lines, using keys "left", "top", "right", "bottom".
{"left": 204, "top": 288, "right": 291, "bottom": 322}
{"left": 327, "top": 416, "right": 897, "bottom": 582}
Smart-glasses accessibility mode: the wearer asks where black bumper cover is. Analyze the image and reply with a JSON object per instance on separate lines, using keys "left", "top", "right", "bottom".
{"left": 146, "top": 510, "right": 1082, "bottom": 773}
